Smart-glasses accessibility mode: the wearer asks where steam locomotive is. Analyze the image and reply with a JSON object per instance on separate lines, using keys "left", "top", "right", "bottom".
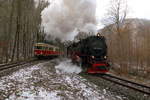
{"left": 67, "top": 33, "right": 110, "bottom": 74}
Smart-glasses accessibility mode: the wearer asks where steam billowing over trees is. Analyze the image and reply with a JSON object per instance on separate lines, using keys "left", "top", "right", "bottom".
{"left": 41, "top": 0, "right": 97, "bottom": 41}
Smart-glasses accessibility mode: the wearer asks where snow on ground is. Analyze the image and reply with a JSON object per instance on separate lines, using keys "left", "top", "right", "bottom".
{"left": 0, "top": 59, "right": 123, "bottom": 100}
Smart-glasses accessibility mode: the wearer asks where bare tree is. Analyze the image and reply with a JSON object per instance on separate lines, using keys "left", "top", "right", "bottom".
{"left": 0, "top": 0, "right": 48, "bottom": 63}
{"left": 103, "top": 0, "right": 131, "bottom": 74}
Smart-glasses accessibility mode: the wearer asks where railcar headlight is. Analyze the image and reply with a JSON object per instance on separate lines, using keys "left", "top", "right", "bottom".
{"left": 91, "top": 56, "right": 95, "bottom": 59}
{"left": 104, "top": 56, "right": 107, "bottom": 59}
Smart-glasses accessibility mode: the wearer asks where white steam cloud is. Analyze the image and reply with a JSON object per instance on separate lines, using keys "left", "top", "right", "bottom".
{"left": 55, "top": 59, "right": 82, "bottom": 74}
{"left": 41, "top": 0, "right": 97, "bottom": 41}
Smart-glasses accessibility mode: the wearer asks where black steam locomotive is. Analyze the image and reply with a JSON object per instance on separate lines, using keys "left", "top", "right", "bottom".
{"left": 67, "top": 33, "right": 110, "bottom": 73}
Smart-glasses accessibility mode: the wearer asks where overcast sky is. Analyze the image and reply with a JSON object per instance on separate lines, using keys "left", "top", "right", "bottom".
{"left": 96, "top": 0, "right": 150, "bottom": 28}
{"left": 96, "top": 0, "right": 150, "bottom": 20}
{"left": 45, "top": 0, "right": 150, "bottom": 20}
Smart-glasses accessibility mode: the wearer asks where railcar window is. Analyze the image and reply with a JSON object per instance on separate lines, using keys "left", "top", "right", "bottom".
{"left": 56, "top": 48, "right": 59, "bottom": 51}
{"left": 35, "top": 46, "right": 43, "bottom": 50}
{"left": 49, "top": 47, "right": 53, "bottom": 50}
{"left": 43, "top": 47, "right": 46, "bottom": 50}
{"left": 45, "top": 47, "right": 48, "bottom": 50}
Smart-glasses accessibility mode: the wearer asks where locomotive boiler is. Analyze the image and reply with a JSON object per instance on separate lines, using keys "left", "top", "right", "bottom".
{"left": 67, "top": 34, "right": 110, "bottom": 74}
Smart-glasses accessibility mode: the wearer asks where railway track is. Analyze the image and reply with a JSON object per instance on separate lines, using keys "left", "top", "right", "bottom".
{"left": 96, "top": 74, "right": 150, "bottom": 95}
{"left": 0, "top": 59, "right": 39, "bottom": 74}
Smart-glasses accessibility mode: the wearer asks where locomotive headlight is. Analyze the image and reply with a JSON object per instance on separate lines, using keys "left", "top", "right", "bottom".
{"left": 91, "top": 56, "right": 95, "bottom": 59}
{"left": 104, "top": 56, "right": 107, "bottom": 59}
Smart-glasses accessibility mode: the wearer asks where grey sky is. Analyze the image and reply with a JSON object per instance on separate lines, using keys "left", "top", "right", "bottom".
{"left": 96, "top": 0, "right": 150, "bottom": 20}
{"left": 96, "top": 0, "right": 150, "bottom": 28}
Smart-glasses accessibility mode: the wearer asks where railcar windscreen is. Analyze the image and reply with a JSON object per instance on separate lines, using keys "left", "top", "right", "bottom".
{"left": 35, "top": 46, "right": 43, "bottom": 50}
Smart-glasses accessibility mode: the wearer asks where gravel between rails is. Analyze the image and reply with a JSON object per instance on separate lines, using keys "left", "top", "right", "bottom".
{"left": 80, "top": 73, "right": 150, "bottom": 100}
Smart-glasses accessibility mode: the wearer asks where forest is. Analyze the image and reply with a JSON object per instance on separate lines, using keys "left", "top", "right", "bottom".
{"left": 0, "top": 0, "right": 49, "bottom": 63}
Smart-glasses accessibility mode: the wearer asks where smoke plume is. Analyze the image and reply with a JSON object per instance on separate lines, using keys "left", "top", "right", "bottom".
{"left": 41, "top": 0, "right": 97, "bottom": 41}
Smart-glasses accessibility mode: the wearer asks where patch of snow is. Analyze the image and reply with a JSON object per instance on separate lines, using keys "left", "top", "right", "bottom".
{"left": 103, "top": 89, "right": 107, "bottom": 94}
{"left": 116, "top": 96, "right": 123, "bottom": 100}
{"left": 0, "top": 64, "right": 40, "bottom": 87}
{"left": 0, "top": 59, "right": 124, "bottom": 100}
{"left": 6, "top": 88, "right": 62, "bottom": 100}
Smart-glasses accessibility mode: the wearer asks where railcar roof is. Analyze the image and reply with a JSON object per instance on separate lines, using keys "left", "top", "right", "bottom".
{"left": 34, "top": 43, "right": 59, "bottom": 48}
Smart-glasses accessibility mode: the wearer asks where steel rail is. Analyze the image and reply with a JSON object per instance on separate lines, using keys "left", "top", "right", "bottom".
{"left": 95, "top": 74, "right": 150, "bottom": 95}
{"left": 105, "top": 74, "right": 150, "bottom": 89}
{"left": 0, "top": 58, "right": 37, "bottom": 68}
{"left": 0, "top": 59, "right": 38, "bottom": 72}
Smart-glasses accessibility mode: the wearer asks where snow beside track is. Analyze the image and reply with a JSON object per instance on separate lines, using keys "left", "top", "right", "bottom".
{"left": 0, "top": 59, "right": 124, "bottom": 100}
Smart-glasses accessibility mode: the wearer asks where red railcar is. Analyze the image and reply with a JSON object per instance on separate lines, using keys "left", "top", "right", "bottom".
{"left": 34, "top": 43, "right": 62, "bottom": 58}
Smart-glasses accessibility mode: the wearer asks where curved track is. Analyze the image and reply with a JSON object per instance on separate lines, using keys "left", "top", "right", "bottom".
{"left": 0, "top": 59, "right": 39, "bottom": 74}
{"left": 95, "top": 74, "right": 150, "bottom": 95}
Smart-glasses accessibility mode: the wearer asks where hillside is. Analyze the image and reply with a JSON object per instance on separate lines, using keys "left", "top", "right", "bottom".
{"left": 99, "top": 18, "right": 150, "bottom": 79}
